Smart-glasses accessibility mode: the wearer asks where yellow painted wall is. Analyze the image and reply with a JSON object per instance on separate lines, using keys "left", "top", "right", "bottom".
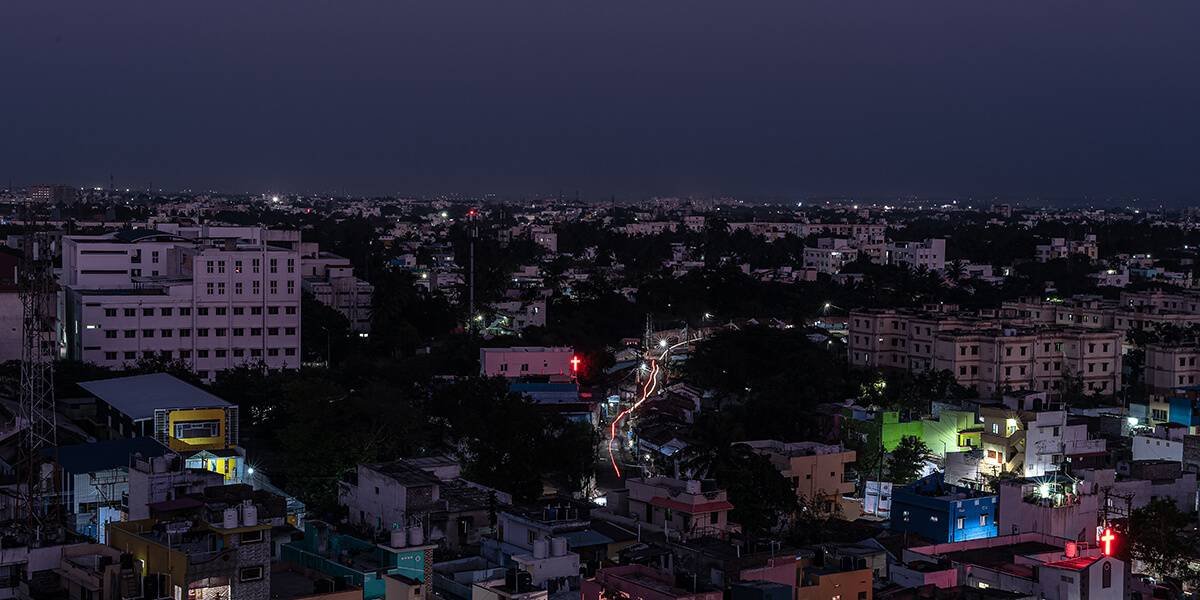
{"left": 166, "top": 408, "right": 229, "bottom": 451}
{"left": 107, "top": 520, "right": 190, "bottom": 586}
{"left": 958, "top": 431, "right": 982, "bottom": 448}
{"left": 200, "top": 455, "right": 241, "bottom": 481}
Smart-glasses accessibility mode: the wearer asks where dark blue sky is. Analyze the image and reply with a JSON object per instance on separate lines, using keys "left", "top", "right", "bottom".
{"left": 3, "top": 2, "right": 1199, "bottom": 201}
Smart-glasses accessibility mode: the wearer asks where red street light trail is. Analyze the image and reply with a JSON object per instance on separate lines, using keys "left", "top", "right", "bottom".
{"left": 609, "top": 360, "right": 659, "bottom": 478}
{"left": 606, "top": 338, "right": 698, "bottom": 478}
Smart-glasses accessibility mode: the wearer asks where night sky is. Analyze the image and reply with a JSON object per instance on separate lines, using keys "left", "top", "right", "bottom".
{"left": 3, "top": 2, "right": 1200, "bottom": 201}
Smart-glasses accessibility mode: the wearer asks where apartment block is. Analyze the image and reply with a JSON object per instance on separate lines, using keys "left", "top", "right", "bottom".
{"left": 1035, "top": 235, "right": 1098, "bottom": 262}
{"left": 848, "top": 307, "right": 1120, "bottom": 397}
{"left": 801, "top": 222, "right": 886, "bottom": 240}
{"left": 106, "top": 494, "right": 276, "bottom": 600}
{"left": 803, "top": 238, "right": 859, "bottom": 275}
{"left": 59, "top": 227, "right": 302, "bottom": 379}
{"left": 886, "top": 238, "right": 946, "bottom": 271}
{"left": 847, "top": 307, "right": 1000, "bottom": 372}
{"left": 301, "top": 244, "right": 373, "bottom": 332}
{"left": 1145, "top": 343, "right": 1200, "bottom": 396}
{"left": 1003, "top": 294, "right": 1200, "bottom": 334}
{"left": 622, "top": 477, "right": 734, "bottom": 537}
{"left": 338, "top": 456, "right": 513, "bottom": 552}
{"left": 933, "top": 327, "right": 1120, "bottom": 397}
{"left": 742, "top": 440, "right": 855, "bottom": 511}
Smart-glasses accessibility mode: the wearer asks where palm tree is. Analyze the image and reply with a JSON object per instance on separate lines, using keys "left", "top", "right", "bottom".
{"left": 676, "top": 411, "right": 743, "bottom": 478}
{"left": 946, "top": 260, "right": 967, "bottom": 283}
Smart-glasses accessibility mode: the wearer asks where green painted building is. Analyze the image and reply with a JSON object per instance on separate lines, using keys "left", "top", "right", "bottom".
{"left": 880, "top": 409, "right": 979, "bottom": 456}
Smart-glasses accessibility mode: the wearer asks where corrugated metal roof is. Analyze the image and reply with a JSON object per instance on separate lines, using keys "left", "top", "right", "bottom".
{"left": 79, "top": 373, "right": 230, "bottom": 421}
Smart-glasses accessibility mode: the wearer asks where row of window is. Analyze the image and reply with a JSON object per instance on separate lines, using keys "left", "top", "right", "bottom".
{"left": 205, "top": 280, "right": 295, "bottom": 296}
{"left": 205, "top": 257, "right": 294, "bottom": 274}
{"left": 103, "top": 305, "right": 297, "bottom": 317}
{"left": 101, "top": 347, "right": 297, "bottom": 361}
{"left": 105, "top": 326, "right": 296, "bottom": 338}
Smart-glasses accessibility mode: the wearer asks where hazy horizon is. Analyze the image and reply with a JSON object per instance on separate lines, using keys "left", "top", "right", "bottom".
{"left": 4, "top": 2, "right": 1200, "bottom": 201}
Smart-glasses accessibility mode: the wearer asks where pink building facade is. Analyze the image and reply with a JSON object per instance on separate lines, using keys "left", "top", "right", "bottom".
{"left": 479, "top": 347, "right": 574, "bottom": 378}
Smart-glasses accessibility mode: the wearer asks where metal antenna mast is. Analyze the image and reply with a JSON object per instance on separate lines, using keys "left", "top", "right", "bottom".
{"left": 18, "top": 205, "right": 59, "bottom": 539}
{"left": 468, "top": 208, "right": 477, "bottom": 327}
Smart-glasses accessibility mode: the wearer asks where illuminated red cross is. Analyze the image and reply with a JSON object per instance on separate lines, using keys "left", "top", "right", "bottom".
{"left": 571, "top": 355, "right": 582, "bottom": 373}
{"left": 1100, "top": 528, "right": 1115, "bottom": 555}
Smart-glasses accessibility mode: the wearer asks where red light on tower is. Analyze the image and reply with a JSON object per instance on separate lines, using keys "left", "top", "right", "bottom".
{"left": 571, "top": 355, "right": 582, "bottom": 374}
{"left": 1101, "top": 528, "right": 1116, "bottom": 556}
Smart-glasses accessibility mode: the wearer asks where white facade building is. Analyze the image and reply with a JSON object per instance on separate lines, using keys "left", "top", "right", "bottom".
{"left": 1131, "top": 434, "right": 1184, "bottom": 462}
{"left": 300, "top": 244, "right": 373, "bottom": 332}
{"left": 59, "top": 228, "right": 302, "bottom": 380}
{"left": 803, "top": 238, "right": 859, "bottom": 275}
{"left": 1036, "top": 235, "right": 1099, "bottom": 263}
{"left": 887, "top": 238, "right": 946, "bottom": 271}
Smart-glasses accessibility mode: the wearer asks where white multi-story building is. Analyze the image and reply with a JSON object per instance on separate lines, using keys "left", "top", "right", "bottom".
{"left": 300, "top": 244, "right": 373, "bottom": 332}
{"left": 1003, "top": 294, "right": 1200, "bottom": 334}
{"left": 801, "top": 222, "right": 886, "bottom": 240}
{"left": 727, "top": 221, "right": 806, "bottom": 240}
{"left": 59, "top": 227, "right": 302, "bottom": 380}
{"left": 886, "top": 238, "right": 946, "bottom": 271}
{"left": 1035, "top": 235, "right": 1099, "bottom": 262}
{"left": 1144, "top": 342, "right": 1200, "bottom": 395}
{"left": 847, "top": 308, "right": 1121, "bottom": 397}
{"left": 802, "top": 238, "right": 859, "bottom": 274}
{"left": 931, "top": 327, "right": 1120, "bottom": 397}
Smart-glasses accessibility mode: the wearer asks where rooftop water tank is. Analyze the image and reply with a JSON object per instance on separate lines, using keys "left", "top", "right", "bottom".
{"left": 391, "top": 528, "right": 408, "bottom": 548}
{"left": 222, "top": 507, "right": 239, "bottom": 529}
{"left": 242, "top": 502, "right": 258, "bottom": 527}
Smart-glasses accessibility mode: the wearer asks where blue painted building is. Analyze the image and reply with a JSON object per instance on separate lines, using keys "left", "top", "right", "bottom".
{"left": 1168, "top": 396, "right": 1199, "bottom": 428}
{"left": 890, "top": 472, "right": 998, "bottom": 542}
{"left": 509, "top": 381, "right": 580, "bottom": 404}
